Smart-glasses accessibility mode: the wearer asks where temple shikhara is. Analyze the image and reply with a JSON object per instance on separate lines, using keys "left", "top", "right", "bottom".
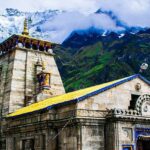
{"left": 0, "top": 19, "right": 150, "bottom": 150}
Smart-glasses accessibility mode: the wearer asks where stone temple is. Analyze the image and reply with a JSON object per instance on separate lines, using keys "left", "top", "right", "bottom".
{"left": 0, "top": 19, "right": 150, "bottom": 150}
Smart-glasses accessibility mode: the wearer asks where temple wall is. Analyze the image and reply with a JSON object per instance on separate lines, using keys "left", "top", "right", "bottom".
{"left": 0, "top": 51, "right": 16, "bottom": 117}
{"left": 3, "top": 109, "right": 106, "bottom": 150}
{"left": 81, "top": 125, "right": 104, "bottom": 150}
{"left": 3, "top": 106, "right": 150, "bottom": 150}
{"left": 0, "top": 47, "right": 65, "bottom": 116}
{"left": 58, "top": 126, "right": 78, "bottom": 150}
{"left": 77, "top": 78, "right": 150, "bottom": 111}
{"left": 57, "top": 124, "right": 105, "bottom": 150}
{"left": 5, "top": 129, "right": 49, "bottom": 150}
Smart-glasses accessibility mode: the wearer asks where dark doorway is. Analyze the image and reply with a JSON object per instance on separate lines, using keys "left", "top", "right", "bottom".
{"left": 142, "top": 140, "right": 150, "bottom": 150}
{"left": 137, "top": 139, "right": 150, "bottom": 150}
{"left": 22, "top": 139, "right": 35, "bottom": 150}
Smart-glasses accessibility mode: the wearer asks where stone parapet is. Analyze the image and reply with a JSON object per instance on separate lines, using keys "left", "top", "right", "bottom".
{"left": 5, "top": 109, "right": 108, "bottom": 129}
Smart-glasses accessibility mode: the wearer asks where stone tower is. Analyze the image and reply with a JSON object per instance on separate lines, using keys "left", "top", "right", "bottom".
{"left": 0, "top": 19, "right": 65, "bottom": 116}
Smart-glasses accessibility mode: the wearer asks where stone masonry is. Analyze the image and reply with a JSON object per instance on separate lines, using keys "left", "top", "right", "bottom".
{"left": 0, "top": 47, "right": 65, "bottom": 116}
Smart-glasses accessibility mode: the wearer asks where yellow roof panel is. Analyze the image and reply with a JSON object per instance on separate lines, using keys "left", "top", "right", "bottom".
{"left": 7, "top": 75, "right": 137, "bottom": 118}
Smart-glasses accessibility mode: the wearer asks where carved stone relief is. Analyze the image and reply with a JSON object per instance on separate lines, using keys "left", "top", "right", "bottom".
{"left": 122, "top": 127, "right": 133, "bottom": 141}
{"left": 135, "top": 94, "right": 150, "bottom": 116}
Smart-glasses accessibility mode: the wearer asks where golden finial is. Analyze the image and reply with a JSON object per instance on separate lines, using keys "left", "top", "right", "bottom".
{"left": 22, "top": 18, "right": 29, "bottom": 36}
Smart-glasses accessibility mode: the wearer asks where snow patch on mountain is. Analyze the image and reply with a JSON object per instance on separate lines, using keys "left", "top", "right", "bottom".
{"left": 0, "top": 8, "right": 147, "bottom": 44}
{"left": 0, "top": 8, "right": 63, "bottom": 43}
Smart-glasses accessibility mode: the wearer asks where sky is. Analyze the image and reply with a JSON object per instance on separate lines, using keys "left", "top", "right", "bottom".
{"left": 0, "top": 0, "right": 100, "bottom": 13}
{"left": 0, "top": 0, "right": 150, "bottom": 43}
{"left": 1, "top": 0, "right": 150, "bottom": 27}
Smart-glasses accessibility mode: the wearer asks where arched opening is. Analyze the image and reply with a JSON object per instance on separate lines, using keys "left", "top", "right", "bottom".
{"left": 25, "top": 42, "right": 31, "bottom": 49}
{"left": 32, "top": 44, "right": 38, "bottom": 50}
{"left": 39, "top": 45, "right": 44, "bottom": 51}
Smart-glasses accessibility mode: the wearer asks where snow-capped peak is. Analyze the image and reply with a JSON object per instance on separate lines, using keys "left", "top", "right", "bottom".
{"left": 0, "top": 8, "right": 147, "bottom": 44}
{"left": 0, "top": 8, "right": 63, "bottom": 43}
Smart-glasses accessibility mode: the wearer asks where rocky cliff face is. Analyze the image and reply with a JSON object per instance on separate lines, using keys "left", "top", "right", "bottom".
{"left": 55, "top": 30, "right": 150, "bottom": 92}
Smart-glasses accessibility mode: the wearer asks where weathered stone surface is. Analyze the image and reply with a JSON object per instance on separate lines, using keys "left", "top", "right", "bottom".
{"left": 0, "top": 47, "right": 65, "bottom": 116}
{"left": 77, "top": 78, "right": 150, "bottom": 111}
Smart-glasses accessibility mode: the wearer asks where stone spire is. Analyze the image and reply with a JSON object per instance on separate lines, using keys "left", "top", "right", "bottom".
{"left": 22, "top": 18, "right": 29, "bottom": 36}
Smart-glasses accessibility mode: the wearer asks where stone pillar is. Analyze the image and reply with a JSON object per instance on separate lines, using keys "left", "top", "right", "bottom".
{"left": 114, "top": 122, "right": 120, "bottom": 150}
{"left": 105, "top": 121, "right": 120, "bottom": 150}
{"left": 6, "top": 136, "right": 13, "bottom": 150}
{"left": 77, "top": 124, "right": 82, "bottom": 150}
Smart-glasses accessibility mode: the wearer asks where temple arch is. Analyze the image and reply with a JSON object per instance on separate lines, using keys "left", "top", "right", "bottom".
{"left": 135, "top": 94, "right": 150, "bottom": 116}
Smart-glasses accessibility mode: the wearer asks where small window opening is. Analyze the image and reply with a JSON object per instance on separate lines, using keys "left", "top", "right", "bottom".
{"left": 129, "top": 94, "right": 140, "bottom": 110}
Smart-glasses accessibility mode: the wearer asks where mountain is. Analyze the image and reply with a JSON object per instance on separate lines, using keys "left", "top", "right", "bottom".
{"left": 95, "top": 9, "right": 143, "bottom": 33}
{"left": 62, "top": 28, "right": 119, "bottom": 50}
{"left": 54, "top": 29, "right": 150, "bottom": 92}
{"left": 0, "top": 8, "right": 63, "bottom": 42}
{"left": 0, "top": 8, "right": 150, "bottom": 92}
{"left": 0, "top": 8, "right": 147, "bottom": 43}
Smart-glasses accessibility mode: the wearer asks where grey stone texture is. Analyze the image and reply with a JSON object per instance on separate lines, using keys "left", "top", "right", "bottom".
{"left": 0, "top": 47, "right": 65, "bottom": 116}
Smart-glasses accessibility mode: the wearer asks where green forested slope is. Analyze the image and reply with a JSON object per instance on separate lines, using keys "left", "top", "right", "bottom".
{"left": 54, "top": 30, "right": 150, "bottom": 92}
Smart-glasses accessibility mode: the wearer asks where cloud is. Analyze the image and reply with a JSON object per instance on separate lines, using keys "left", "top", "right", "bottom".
{"left": 1, "top": 0, "right": 150, "bottom": 27}
{"left": 0, "top": 0, "right": 100, "bottom": 14}
{"left": 0, "top": 0, "right": 150, "bottom": 43}
{"left": 99, "top": 0, "right": 150, "bottom": 27}
{"left": 40, "top": 12, "right": 123, "bottom": 43}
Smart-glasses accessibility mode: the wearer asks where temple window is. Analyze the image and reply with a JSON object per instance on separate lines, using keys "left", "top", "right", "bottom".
{"left": 25, "top": 42, "right": 31, "bottom": 49}
{"left": 32, "top": 44, "right": 38, "bottom": 50}
{"left": 39, "top": 45, "right": 44, "bottom": 51}
{"left": 129, "top": 94, "right": 140, "bottom": 110}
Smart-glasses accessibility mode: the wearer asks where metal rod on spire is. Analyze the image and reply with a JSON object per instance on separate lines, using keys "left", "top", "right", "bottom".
{"left": 22, "top": 18, "right": 29, "bottom": 36}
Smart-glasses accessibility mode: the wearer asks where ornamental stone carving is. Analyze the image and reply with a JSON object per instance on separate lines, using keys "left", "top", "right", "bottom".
{"left": 135, "top": 83, "right": 141, "bottom": 91}
{"left": 135, "top": 94, "right": 150, "bottom": 116}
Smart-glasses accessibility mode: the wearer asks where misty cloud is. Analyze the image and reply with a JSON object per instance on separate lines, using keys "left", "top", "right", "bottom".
{"left": 100, "top": 0, "right": 150, "bottom": 27}
{"left": 40, "top": 12, "right": 124, "bottom": 42}
{"left": 0, "top": 0, "right": 150, "bottom": 43}
{"left": 0, "top": 0, "right": 99, "bottom": 14}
